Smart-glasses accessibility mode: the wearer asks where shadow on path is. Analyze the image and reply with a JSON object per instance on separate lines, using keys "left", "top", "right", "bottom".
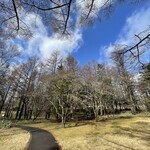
{"left": 16, "top": 125, "right": 60, "bottom": 150}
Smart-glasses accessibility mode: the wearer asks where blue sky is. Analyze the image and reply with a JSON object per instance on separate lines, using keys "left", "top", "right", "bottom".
{"left": 72, "top": 1, "right": 150, "bottom": 65}
{"left": 16, "top": 1, "right": 150, "bottom": 66}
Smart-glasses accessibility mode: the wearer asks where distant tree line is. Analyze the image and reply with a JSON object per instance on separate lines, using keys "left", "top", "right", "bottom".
{"left": 0, "top": 0, "right": 150, "bottom": 128}
{"left": 0, "top": 46, "right": 149, "bottom": 127}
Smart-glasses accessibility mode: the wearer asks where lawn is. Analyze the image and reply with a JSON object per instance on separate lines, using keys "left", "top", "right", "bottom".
{"left": 0, "top": 113, "right": 150, "bottom": 150}
{"left": 35, "top": 117, "right": 150, "bottom": 150}
{"left": 0, "top": 127, "right": 30, "bottom": 150}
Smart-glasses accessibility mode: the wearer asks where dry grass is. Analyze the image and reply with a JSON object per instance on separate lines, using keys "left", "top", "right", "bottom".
{"left": 0, "top": 127, "right": 30, "bottom": 150}
{"left": 27, "top": 115, "right": 150, "bottom": 150}
{"left": 0, "top": 113, "right": 150, "bottom": 150}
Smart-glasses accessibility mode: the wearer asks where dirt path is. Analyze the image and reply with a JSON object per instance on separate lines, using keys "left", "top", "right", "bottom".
{"left": 17, "top": 126, "right": 60, "bottom": 150}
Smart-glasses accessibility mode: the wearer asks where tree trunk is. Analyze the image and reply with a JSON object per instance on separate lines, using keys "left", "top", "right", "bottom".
{"left": 15, "top": 99, "right": 22, "bottom": 119}
{"left": 61, "top": 115, "right": 66, "bottom": 128}
{"left": 94, "top": 108, "right": 99, "bottom": 122}
{"left": 18, "top": 103, "right": 24, "bottom": 120}
{"left": 0, "top": 85, "right": 11, "bottom": 113}
{"left": 100, "top": 105, "right": 103, "bottom": 116}
{"left": 28, "top": 110, "right": 33, "bottom": 120}
{"left": 0, "top": 101, "right": 4, "bottom": 114}
{"left": 24, "top": 104, "right": 28, "bottom": 120}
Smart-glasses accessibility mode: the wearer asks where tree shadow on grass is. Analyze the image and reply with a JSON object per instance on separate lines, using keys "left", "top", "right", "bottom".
{"left": 101, "top": 137, "right": 135, "bottom": 150}
{"left": 111, "top": 121, "right": 150, "bottom": 144}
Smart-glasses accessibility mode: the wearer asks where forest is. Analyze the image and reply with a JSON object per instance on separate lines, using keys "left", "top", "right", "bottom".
{"left": 0, "top": 47, "right": 150, "bottom": 127}
{"left": 0, "top": 0, "right": 150, "bottom": 129}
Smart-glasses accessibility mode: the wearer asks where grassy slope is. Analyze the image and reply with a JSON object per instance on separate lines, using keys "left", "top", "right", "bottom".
{"left": 26, "top": 113, "right": 150, "bottom": 150}
{"left": 0, "top": 113, "right": 150, "bottom": 150}
{"left": 0, "top": 127, "right": 30, "bottom": 150}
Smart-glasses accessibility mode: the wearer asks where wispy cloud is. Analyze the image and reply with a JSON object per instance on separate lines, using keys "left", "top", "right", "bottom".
{"left": 16, "top": 12, "right": 83, "bottom": 61}
{"left": 99, "top": 5, "right": 150, "bottom": 63}
{"left": 117, "top": 5, "right": 150, "bottom": 45}
{"left": 76, "top": 0, "right": 109, "bottom": 18}
{"left": 15, "top": 1, "right": 114, "bottom": 62}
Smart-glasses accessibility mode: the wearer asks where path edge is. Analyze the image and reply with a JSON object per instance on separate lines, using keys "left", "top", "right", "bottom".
{"left": 16, "top": 125, "right": 62, "bottom": 150}
{"left": 23, "top": 130, "right": 32, "bottom": 150}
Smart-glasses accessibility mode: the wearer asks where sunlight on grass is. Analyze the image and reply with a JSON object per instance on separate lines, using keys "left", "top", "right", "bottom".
{"left": 0, "top": 114, "right": 150, "bottom": 150}
{"left": 0, "top": 127, "right": 30, "bottom": 150}
{"left": 30, "top": 116, "right": 150, "bottom": 150}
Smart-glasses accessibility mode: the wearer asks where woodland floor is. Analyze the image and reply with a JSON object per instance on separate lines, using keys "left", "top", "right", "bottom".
{"left": 0, "top": 112, "right": 150, "bottom": 150}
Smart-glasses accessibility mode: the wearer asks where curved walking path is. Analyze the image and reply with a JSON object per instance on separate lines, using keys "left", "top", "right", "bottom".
{"left": 16, "top": 126, "right": 60, "bottom": 150}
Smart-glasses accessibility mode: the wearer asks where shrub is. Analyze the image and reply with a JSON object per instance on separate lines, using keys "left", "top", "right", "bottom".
{"left": 0, "top": 120, "right": 13, "bottom": 129}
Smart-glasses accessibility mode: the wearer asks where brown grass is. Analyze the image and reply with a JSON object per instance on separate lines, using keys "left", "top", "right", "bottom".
{"left": 27, "top": 115, "right": 150, "bottom": 150}
{"left": 0, "top": 113, "right": 150, "bottom": 150}
{"left": 0, "top": 127, "right": 30, "bottom": 150}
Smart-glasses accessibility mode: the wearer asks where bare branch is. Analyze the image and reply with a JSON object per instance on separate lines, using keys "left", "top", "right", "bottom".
{"left": 23, "top": 1, "right": 69, "bottom": 11}
{"left": 135, "top": 34, "right": 141, "bottom": 41}
{"left": 123, "top": 34, "right": 150, "bottom": 54}
{"left": 1, "top": 16, "right": 16, "bottom": 25}
{"left": 63, "top": 0, "right": 72, "bottom": 34}
{"left": 86, "top": 0, "right": 95, "bottom": 19}
{"left": 12, "top": 0, "right": 20, "bottom": 31}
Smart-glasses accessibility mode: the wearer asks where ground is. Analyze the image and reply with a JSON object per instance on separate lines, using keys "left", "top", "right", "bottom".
{"left": 0, "top": 113, "right": 150, "bottom": 150}
{"left": 0, "top": 127, "right": 29, "bottom": 150}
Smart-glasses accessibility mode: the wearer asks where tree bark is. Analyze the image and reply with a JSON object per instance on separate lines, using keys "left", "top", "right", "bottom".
{"left": 61, "top": 115, "right": 66, "bottom": 128}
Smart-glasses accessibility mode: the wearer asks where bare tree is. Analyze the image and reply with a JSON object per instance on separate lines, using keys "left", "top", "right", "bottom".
{"left": 0, "top": 0, "right": 124, "bottom": 35}
{"left": 138, "top": 62, "right": 150, "bottom": 111}
{"left": 115, "top": 27, "right": 150, "bottom": 65}
{"left": 79, "top": 61, "right": 115, "bottom": 121}
{"left": 111, "top": 47, "right": 140, "bottom": 113}
{"left": 12, "top": 57, "right": 40, "bottom": 120}
{"left": 47, "top": 56, "right": 80, "bottom": 127}
{"left": 45, "top": 51, "right": 62, "bottom": 74}
{"left": 0, "top": 33, "right": 19, "bottom": 113}
{"left": 47, "top": 72, "right": 79, "bottom": 127}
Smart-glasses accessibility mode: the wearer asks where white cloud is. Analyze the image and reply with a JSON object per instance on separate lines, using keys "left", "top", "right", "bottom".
{"left": 76, "top": 0, "right": 113, "bottom": 18}
{"left": 38, "top": 30, "right": 82, "bottom": 60}
{"left": 15, "top": 1, "right": 115, "bottom": 62}
{"left": 98, "top": 44, "right": 113, "bottom": 64}
{"left": 117, "top": 6, "right": 150, "bottom": 45}
{"left": 17, "top": 12, "right": 83, "bottom": 61}
{"left": 99, "top": 5, "right": 150, "bottom": 63}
